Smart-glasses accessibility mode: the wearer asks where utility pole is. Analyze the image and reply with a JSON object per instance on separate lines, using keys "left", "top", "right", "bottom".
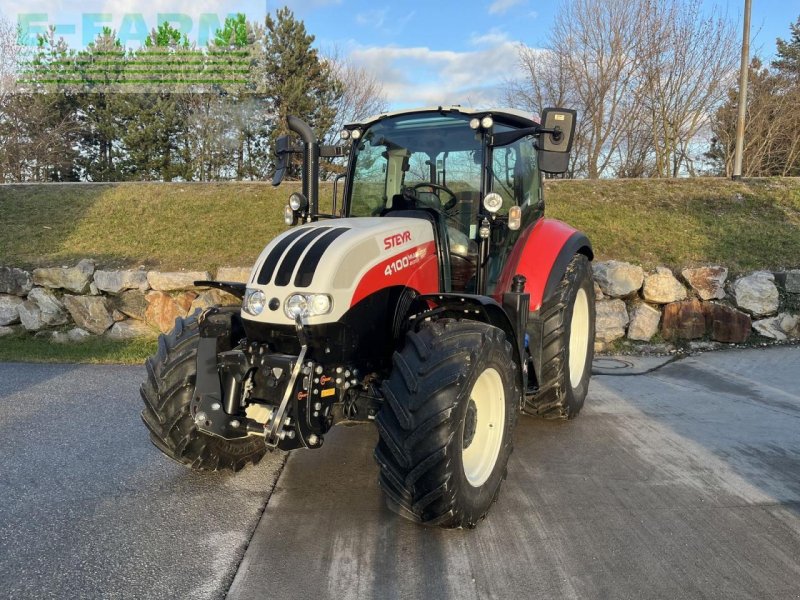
{"left": 732, "top": 0, "right": 752, "bottom": 180}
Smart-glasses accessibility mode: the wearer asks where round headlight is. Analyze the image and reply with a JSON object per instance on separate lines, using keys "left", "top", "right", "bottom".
{"left": 289, "top": 192, "right": 307, "bottom": 211}
{"left": 340, "top": 129, "right": 351, "bottom": 140}
{"left": 351, "top": 128, "right": 362, "bottom": 140}
{"left": 285, "top": 294, "right": 308, "bottom": 319}
{"left": 483, "top": 192, "right": 503, "bottom": 213}
{"left": 283, "top": 205, "right": 296, "bottom": 226}
{"left": 310, "top": 294, "right": 331, "bottom": 315}
{"left": 244, "top": 289, "right": 266, "bottom": 316}
{"left": 481, "top": 115, "right": 494, "bottom": 129}
{"left": 469, "top": 118, "right": 481, "bottom": 130}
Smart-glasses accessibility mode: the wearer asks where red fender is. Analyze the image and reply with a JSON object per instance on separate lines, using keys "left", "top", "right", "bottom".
{"left": 493, "top": 218, "right": 592, "bottom": 311}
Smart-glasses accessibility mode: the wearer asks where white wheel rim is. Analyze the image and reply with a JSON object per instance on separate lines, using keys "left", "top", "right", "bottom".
{"left": 462, "top": 367, "right": 505, "bottom": 488}
{"left": 569, "top": 287, "right": 590, "bottom": 389}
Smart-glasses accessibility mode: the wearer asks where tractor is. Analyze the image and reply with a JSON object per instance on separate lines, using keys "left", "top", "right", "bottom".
{"left": 141, "top": 106, "right": 595, "bottom": 529}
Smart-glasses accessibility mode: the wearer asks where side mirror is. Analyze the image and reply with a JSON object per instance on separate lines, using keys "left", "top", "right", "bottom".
{"left": 272, "top": 135, "right": 291, "bottom": 186}
{"left": 539, "top": 108, "right": 577, "bottom": 174}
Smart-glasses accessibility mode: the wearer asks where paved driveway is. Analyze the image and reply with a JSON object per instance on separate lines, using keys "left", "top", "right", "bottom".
{"left": 229, "top": 346, "right": 800, "bottom": 600}
{"left": 0, "top": 363, "right": 284, "bottom": 600}
{"left": 1, "top": 346, "right": 799, "bottom": 599}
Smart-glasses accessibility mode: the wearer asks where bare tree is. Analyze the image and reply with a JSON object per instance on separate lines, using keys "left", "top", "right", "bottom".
{"left": 324, "top": 46, "right": 388, "bottom": 142}
{"left": 638, "top": 0, "right": 738, "bottom": 176}
{"left": 504, "top": 45, "right": 589, "bottom": 177}
{"left": 505, "top": 0, "right": 738, "bottom": 178}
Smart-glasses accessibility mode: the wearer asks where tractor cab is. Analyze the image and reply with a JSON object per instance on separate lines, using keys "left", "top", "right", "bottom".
{"left": 276, "top": 106, "right": 578, "bottom": 299}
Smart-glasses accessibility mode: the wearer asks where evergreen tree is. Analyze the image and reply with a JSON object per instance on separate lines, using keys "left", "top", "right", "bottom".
{"left": 258, "top": 8, "right": 342, "bottom": 174}
{"left": 773, "top": 16, "right": 800, "bottom": 79}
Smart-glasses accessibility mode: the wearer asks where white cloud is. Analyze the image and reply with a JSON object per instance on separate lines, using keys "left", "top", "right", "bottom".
{"left": 355, "top": 8, "right": 388, "bottom": 28}
{"left": 348, "top": 38, "right": 527, "bottom": 109}
{"left": 488, "top": 0, "right": 526, "bottom": 15}
{"left": 470, "top": 28, "right": 509, "bottom": 46}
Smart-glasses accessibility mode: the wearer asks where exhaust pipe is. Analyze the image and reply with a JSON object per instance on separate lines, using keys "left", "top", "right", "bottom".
{"left": 287, "top": 116, "right": 319, "bottom": 216}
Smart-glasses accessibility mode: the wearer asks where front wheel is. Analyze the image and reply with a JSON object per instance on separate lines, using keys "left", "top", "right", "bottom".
{"left": 525, "top": 253, "right": 595, "bottom": 419}
{"left": 374, "top": 320, "right": 519, "bottom": 528}
{"left": 140, "top": 314, "right": 266, "bottom": 471}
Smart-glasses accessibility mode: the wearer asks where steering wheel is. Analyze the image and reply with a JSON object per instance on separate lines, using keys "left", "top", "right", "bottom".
{"left": 411, "top": 183, "right": 459, "bottom": 211}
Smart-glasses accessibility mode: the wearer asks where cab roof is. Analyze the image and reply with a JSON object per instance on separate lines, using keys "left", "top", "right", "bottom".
{"left": 346, "top": 106, "right": 538, "bottom": 130}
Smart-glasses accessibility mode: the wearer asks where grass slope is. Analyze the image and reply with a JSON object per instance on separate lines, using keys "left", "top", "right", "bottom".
{"left": 1, "top": 178, "right": 798, "bottom": 274}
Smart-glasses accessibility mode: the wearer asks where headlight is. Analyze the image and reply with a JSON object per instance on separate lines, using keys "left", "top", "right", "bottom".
{"left": 284, "top": 293, "right": 333, "bottom": 319}
{"left": 480, "top": 115, "right": 493, "bottom": 129}
{"left": 483, "top": 192, "right": 503, "bottom": 213}
{"left": 243, "top": 289, "right": 266, "bottom": 316}
{"left": 508, "top": 205, "right": 522, "bottom": 230}
{"left": 351, "top": 128, "right": 362, "bottom": 140}
{"left": 289, "top": 192, "right": 307, "bottom": 211}
{"left": 284, "top": 205, "right": 296, "bottom": 226}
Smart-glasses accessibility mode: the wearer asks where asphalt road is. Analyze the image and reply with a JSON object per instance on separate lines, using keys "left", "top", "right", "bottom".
{"left": 1, "top": 346, "right": 799, "bottom": 599}
{"left": 0, "top": 363, "right": 285, "bottom": 600}
{"left": 229, "top": 346, "right": 800, "bottom": 600}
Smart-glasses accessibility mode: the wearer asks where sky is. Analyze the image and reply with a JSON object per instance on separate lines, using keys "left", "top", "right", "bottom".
{"left": 2, "top": 0, "right": 797, "bottom": 109}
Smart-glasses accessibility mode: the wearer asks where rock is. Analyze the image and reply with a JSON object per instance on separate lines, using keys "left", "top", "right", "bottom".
{"left": 594, "top": 341, "right": 607, "bottom": 354}
{"left": 0, "top": 267, "right": 33, "bottom": 296}
{"left": 627, "top": 303, "right": 661, "bottom": 341}
{"left": 662, "top": 299, "right": 706, "bottom": 340}
{"left": 0, "top": 325, "right": 16, "bottom": 337}
{"left": 595, "top": 299, "right": 629, "bottom": 342}
{"left": 0, "top": 295, "right": 23, "bottom": 326}
{"left": 778, "top": 313, "right": 799, "bottom": 338}
{"left": 18, "top": 301, "right": 47, "bottom": 331}
{"left": 702, "top": 303, "right": 751, "bottom": 343}
{"left": 111, "top": 309, "right": 126, "bottom": 322}
{"left": 689, "top": 340, "right": 722, "bottom": 352}
{"left": 32, "top": 259, "right": 95, "bottom": 293}
{"left": 93, "top": 270, "right": 149, "bottom": 294}
{"left": 147, "top": 271, "right": 211, "bottom": 291}
{"left": 106, "top": 320, "right": 157, "bottom": 340}
{"left": 752, "top": 316, "right": 787, "bottom": 340}
{"left": 592, "top": 261, "right": 644, "bottom": 298}
{"left": 593, "top": 282, "right": 605, "bottom": 301}
{"left": 174, "top": 291, "right": 198, "bottom": 314}
{"left": 111, "top": 290, "right": 148, "bottom": 321}
{"left": 67, "top": 327, "right": 92, "bottom": 342}
{"left": 215, "top": 267, "right": 252, "bottom": 283}
{"left": 190, "top": 289, "right": 242, "bottom": 314}
{"left": 785, "top": 270, "right": 800, "bottom": 294}
{"left": 643, "top": 267, "right": 686, "bottom": 304}
{"left": 733, "top": 271, "right": 779, "bottom": 317}
{"left": 62, "top": 295, "right": 114, "bottom": 335}
{"left": 51, "top": 331, "right": 71, "bottom": 344}
{"left": 681, "top": 266, "right": 728, "bottom": 301}
{"left": 145, "top": 291, "right": 195, "bottom": 333}
{"left": 752, "top": 312, "right": 799, "bottom": 341}
{"left": 17, "top": 288, "right": 69, "bottom": 330}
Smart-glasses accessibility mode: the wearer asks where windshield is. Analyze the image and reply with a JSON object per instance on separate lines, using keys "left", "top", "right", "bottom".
{"left": 348, "top": 112, "right": 484, "bottom": 231}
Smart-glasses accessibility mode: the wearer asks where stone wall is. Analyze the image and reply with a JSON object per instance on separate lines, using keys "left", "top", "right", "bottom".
{"left": 0, "top": 261, "right": 245, "bottom": 342}
{"left": 593, "top": 261, "right": 800, "bottom": 351}
{"left": 1, "top": 259, "right": 799, "bottom": 351}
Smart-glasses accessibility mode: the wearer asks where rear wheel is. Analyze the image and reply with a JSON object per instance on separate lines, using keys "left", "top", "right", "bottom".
{"left": 374, "top": 320, "right": 519, "bottom": 528}
{"left": 140, "top": 314, "right": 266, "bottom": 471}
{"left": 525, "top": 253, "right": 595, "bottom": 419}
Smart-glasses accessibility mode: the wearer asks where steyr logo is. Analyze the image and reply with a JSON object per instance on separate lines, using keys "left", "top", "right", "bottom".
{"left": 384, "top": 230, "right": 411, "bottom": 250}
